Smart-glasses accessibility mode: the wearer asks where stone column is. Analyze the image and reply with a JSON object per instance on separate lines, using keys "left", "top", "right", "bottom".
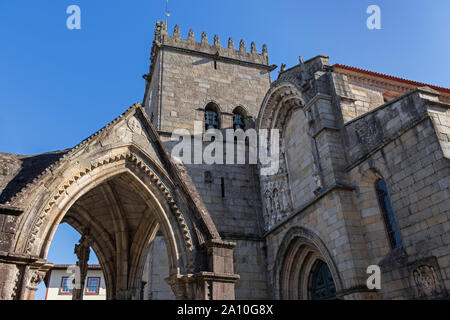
{"left": 72, "top": 231, "right": 92, "bottom": 300}
{"left": 0, "top": 252, "right": 53, "bottom": 300}
{"left": 204, "top": 239, "right": 239, "bottom": 299}
{"left": 140, "top": 281, "right": 147, "bottom": 300}
{"left": 0, "top": 261, "right": 22, "bottom": 300}
{"left": 166, "top": 239, "right": 239, "bottom": 300}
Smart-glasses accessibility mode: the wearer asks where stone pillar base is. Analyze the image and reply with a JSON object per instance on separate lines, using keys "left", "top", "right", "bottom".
{"left": 167, "top": 272, "right": 239, "bottom": 300}
{"left": 167, "top": 239, "right": 240, "bottom": 300}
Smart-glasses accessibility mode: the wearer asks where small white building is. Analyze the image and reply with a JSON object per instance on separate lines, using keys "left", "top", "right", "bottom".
{"left": 43, "top": 264, "right": 106, "bottom": 300}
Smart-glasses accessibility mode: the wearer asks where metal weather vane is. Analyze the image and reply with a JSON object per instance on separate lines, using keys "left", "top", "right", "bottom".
{"left": 165, "top": 0, "right": 170, "bottom": 25}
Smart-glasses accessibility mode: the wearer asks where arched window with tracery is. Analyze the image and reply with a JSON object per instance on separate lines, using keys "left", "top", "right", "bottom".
{"left": 204, "top": 102, "right": 220, "bottom": 130}
{"left": 375, "top": 179, "right": 403, "bottom": 249}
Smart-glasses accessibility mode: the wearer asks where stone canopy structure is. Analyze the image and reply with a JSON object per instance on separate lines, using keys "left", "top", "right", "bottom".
{"left": 1, "top": 21, "right": 449, "bottom": 300}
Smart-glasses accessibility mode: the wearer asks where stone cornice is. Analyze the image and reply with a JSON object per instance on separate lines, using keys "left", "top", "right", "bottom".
{"left": 345, "top": 113, "right": 431, "bottom": 172}
{"left": 344, "top": 87, "right": 438, "bottom": 126}
{"left": 303, "top": 93, "right": 332, "bottom": 112}
{"left": 0, "top": 251, "right": 44, "bottom": 265}
{"left": 334, "top": 64, "right": 450, "bottom": 104}
{"left": 0, "top": 204, "right": 23, "bottom": 216}
{"left": 158, "top": 43, "right": 277, "bottom": 72}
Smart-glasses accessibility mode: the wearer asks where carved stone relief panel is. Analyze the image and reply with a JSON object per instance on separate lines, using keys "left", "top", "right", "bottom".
{"left": 408, "top": 257, "right": 447, "bottom": 299}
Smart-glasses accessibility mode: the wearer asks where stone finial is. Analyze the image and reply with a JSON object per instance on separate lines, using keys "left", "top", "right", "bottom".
{"left": 161, "top": 21, "right": 168, "bottom": 34}
{"left": 250, "top": 42, "right": 257, "bottom": 54}
{"left": 239, "top": 39, "right": 246, "bottom": 52}
{"left": 299, "top": 56, "right": 304, "bottom": 64}
{"left": 188, "top": 29, "right": 195, "bottom": 42}
{"left": 228, "top": 37, "right": 234, "bottom": 49}
{"left": 201, "top": 32, "right": 208, "bottom": 46}
{"left": 214, "top": 35, "right": 220, "bottom": 47}
{"left": 154, "top": 21, "right": 161, "bottom": 38}
{"left": 262, "top": 44, "right": 268, "bottom": 56}
{"left": 280, "top": 63, "right": 286, "bottom": 72}
{"left": 173, "top": 24, "right": 180, "bottom": 39}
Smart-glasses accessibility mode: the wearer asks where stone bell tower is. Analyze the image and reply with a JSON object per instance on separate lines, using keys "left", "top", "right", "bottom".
{"left": 141, "top": 21, "right": 276, "bottom": 299}
{"left": 142, "top": 21, "right": 275, "bottom": 133}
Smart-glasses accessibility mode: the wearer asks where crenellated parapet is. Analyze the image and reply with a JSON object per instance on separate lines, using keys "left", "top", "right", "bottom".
{"left": 151, "top": 21, "right": 273, "bottom": 69}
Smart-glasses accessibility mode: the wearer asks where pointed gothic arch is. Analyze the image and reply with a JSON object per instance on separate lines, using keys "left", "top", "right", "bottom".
{"left": 257, "top": 82, "right": 322, "bottom": 230}
{"left": 0, "top": 105, "right": 238, "bottom": 300}
{"left": 273, "top": 226, "right": 343, "bottom": 300}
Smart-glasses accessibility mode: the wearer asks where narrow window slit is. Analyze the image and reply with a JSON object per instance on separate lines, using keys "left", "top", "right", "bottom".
{"left": 221, "top": 177, "right": 225, "bottom": 198}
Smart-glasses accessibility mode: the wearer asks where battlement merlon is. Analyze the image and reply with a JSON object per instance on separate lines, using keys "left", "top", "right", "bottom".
{"left": 151, "top": 21, "right": 275, "bottom": 69}
{"left": 142, "top": 21, "right": 277, "bottom": 107}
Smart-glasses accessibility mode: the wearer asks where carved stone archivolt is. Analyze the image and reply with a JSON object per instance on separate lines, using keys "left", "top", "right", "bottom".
{"left": 23, "top": 151, "right": 195, "bottom": 271}
{"left": 258, "top": 85, "right": 304, "bottom": 231}
{"left": 273, "top": 226, "right": 344, "bottom": 300}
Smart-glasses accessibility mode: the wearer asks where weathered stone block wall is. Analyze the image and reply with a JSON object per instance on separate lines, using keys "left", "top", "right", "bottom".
{"left": 158, "top": 137, "right": 268, "bottom": 299}
{"left": 333, "top": 73, "right": 386, "bottom": 123}
{"left": 146, "top": 48, "right": 271, "bottom": 133}
{"left": 428, "top": 104, "right": 450, "bottom": 158}
{"left": 265, "top": 187, "right": 373, "bottom": 299}
{"left": 344, "top": 89, "right": 437, "bottom": 164}
{"left": 345, "top": 89, "right": 450, "bottom": 299}
{"left": 284, "top": 109, "right": 316, "bottom": 209}
{"left": 145, "top": 56, "right": 161, "bottom": 128}
{"left": 0, "top": 263, "right": 19, "bottom": 300}
{"left": 0, "top": 215, "right": 17, "bottom": 252}
{"left": 142, "top": 26, "right": 272, "bottom": 300}
{"left": 162, "top": 138, "right": 265, "bottom": 238}
{"left": 232, "top": 239, "right": 268, "bottom": 299}
{"left": 142, "top": 235, "right": 175, "bottom": 300}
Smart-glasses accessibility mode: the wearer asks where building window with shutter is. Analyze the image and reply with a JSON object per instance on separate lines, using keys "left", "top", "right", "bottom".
{"left": 59, "top": 277, "right": 73, "bottom": 295}
{"left": 85, "top": 277, "right": 100, "bottom": 295}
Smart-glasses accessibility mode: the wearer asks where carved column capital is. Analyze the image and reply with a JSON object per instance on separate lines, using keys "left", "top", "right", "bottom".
{"left": 20, "top": 262, "right": 53, "bottom": 300}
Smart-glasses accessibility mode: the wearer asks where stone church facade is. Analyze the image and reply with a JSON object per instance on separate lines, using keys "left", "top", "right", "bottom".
{"left": 0, "top": 21, "right": 449, "bottom": 300}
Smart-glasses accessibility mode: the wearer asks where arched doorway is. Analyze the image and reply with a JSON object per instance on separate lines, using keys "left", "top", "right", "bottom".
{"left": 309, "top": 260, "right": 336, "bottom": 300}
{"left": 274, "top": 227, "right": 342, "bottom": 300}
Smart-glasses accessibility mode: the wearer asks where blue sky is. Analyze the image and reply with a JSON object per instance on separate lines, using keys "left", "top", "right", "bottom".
{"left": 1, "top": 0, "right": 448, "bottom": 299}
{"left": 1, "top": 0, "right": 449, "bottom": 156}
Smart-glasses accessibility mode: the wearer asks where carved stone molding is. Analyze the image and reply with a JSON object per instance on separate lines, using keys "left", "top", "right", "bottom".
{"left": 24, "top": 151, "right": 194, "bottom": 271}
